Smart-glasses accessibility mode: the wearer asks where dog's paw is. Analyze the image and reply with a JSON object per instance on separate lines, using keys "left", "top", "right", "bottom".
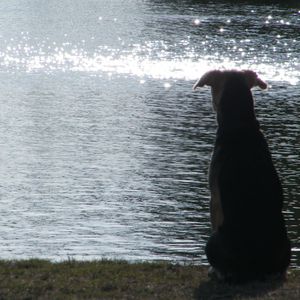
{"left": 208, "top": 266, "right": 225, "bottom": 281}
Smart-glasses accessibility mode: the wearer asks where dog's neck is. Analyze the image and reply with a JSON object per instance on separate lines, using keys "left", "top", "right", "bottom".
{"left": 216, "top": 78, "right": 258, "bottom": 134}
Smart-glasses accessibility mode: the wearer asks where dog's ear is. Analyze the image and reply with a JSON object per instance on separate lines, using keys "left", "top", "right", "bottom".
{"left": 193, "top": 70, "right": 222, "bottom": 90}
{"left": 243, "top": 70, "right": 267, "bottom": 90}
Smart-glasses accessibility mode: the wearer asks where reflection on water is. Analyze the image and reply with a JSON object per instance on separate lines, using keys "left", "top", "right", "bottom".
{"left": 0, "top": 0, "right": 299, "bottom": 266}
{"left": 0, "top": 1, "right": 299, "bottom": 84}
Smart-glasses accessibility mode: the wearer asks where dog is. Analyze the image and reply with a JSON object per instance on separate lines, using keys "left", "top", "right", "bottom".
{"left": 193, "top": 70, "right": 291, "bottom": 282}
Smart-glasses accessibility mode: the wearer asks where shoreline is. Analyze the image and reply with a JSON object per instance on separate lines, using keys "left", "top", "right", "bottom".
{"left": 0, "top": 259, "right": 299, "bottom": 299}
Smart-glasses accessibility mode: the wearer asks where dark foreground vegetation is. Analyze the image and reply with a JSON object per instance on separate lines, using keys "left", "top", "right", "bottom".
{"left": 0, "top": 259, "right": 299, "bottom": 299}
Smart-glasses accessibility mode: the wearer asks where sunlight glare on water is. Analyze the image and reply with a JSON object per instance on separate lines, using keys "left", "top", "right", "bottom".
{"left": 0, "top": 6, "right": 299, "bottom": 85}
{"left": 1, "top": 36, "right": 299, "bottom": 85}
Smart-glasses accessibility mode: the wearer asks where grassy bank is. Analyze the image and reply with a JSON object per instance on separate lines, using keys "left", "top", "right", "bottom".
{"left": 0, "top": 259, "right": 299, "bottom": 299}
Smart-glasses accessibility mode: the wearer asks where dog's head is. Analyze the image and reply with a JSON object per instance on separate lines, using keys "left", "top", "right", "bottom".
{"left": 193, "top": 70, "right": 267, "bottom": 111}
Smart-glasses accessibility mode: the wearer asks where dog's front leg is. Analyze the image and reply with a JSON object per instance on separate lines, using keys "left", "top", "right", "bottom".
{"left": 209, "top": 149, "right": 224, "bottom": 232}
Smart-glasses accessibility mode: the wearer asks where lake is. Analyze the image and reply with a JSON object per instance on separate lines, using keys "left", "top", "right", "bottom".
{"left": 0, "top": 0, "right": 299, "bottom": 267}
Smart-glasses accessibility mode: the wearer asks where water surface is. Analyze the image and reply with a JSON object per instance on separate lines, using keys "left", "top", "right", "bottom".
{"left": 0, "top": 0, "right": 299, "bottom": 266}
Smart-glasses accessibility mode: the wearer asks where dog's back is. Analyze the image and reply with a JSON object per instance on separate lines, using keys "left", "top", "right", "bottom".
{"left": 194, "top": 70, "right": 291, "bottom": 281}
{"left": 214, "top": 73, "right": 283, "bottom": 232}
{"left": 210, "top": 119, "right": 290, "bottom": 280}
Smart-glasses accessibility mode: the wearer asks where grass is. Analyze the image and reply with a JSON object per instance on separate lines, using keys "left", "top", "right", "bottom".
{"left": 0, "top": 259, "right": 299, "bottom": 299}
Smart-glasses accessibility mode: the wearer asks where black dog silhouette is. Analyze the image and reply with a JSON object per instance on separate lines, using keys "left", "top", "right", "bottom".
{"left": 194, "top": 70, "right": 291, "bottom": 282}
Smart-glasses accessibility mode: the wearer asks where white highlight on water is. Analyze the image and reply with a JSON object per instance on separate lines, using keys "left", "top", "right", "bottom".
{"left": 0, "top": 42, "right": 299, "bottom": 85}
